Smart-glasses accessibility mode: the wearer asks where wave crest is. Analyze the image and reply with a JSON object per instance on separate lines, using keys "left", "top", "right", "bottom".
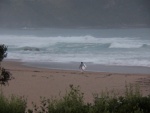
{"left": 109, "top": 43, "right": 150, "bottom": 49}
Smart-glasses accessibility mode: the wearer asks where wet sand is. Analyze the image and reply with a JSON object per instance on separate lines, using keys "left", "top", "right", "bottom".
{"left": 24, "top": 61, "right": 150, "bottom": 74}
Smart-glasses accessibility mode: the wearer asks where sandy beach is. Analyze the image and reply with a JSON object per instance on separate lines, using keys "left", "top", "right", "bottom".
{"left": 1, "top": 60, "right": 150, "bottom": 108}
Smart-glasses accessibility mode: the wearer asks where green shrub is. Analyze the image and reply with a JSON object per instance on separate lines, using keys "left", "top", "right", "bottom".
{"left": 0, "top": 44, "right": 7, "bottom": 62}
{"left": 51, "top": 85, "right": 84, "bottom": 113}
{"left": 0, "top": 44, "right": 13, "bottom": 85}
{"left": 28, "top": 84, "right": 150, "bottom": 113}
{"left": 92, "top": 84, "right": 149, "bottom": 113}
{"left": 0, "top": 93, "right": 27, "bottom": 113}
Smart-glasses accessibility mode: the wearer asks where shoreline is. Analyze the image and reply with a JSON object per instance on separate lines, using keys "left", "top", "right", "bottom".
{"left": 4, "top": 59, "right": 150, "bottom": 74}
{"left": 1, "top": 60, "right": 150, "bottom": 108}
{"left": 23, "top": 61, "right": 150, "bottom": 74}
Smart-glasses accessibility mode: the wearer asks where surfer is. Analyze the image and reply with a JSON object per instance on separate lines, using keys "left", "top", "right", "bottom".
{"left": 79, "top": 62, "right": 87, "bottom": 72}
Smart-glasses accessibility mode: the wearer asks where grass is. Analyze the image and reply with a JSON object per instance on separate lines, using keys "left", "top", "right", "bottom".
{"left": 0, "top": 92, "right": 26, "bottom": 113}
{"left": 0, "top": 84, "right": 150, "bottom": 113}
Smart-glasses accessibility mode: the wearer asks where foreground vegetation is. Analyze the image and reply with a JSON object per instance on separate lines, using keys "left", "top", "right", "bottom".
{"left": 0, "top": 84, "right": 150, "bottom": 113}
{"left": 0, "top": 44, "right": 14, "bottom": 85}
{"left": 0, "top": 92, "right": 26, "bottom": 113}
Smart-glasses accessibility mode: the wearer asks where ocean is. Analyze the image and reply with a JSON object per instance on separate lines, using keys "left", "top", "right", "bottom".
{"left": 0, "top": 28, "right": 150, "bottom": 71}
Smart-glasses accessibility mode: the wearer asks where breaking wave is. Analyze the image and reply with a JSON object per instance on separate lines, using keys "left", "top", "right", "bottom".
{"left": 0, "top": 27, "right": 150, "bottom": 67}
{"left": 109, "top": 43, "right": 150, "bottom": 49}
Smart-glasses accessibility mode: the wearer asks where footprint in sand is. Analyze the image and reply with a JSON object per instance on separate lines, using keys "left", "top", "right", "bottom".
{"left": 71, "top": 72, "right": 77, "bottom": 74}
{"left": 95, "top": 74, "right": 112, "bottom": 79}
{"left": 33, "top": 70, "right": 40, "bottom": 72}
{"left": 42, "top": 76, "right": 49, "bottom": 79}
{"left": 32, "top": 75, "right": 37, "bottom": 77}
{"left": 83, "top": 75, "right": 88, "bottom": 77}
{"left": 50, "top": 75, "right": 53, "bottom": 77}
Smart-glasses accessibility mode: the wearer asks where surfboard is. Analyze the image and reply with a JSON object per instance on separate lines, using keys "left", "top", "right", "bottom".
{"left": 81, "top": 64, "right": 86, "bottom": 70}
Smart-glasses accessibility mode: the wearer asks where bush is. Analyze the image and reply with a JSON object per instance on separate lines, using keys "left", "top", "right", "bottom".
{"left": 28, "top": 84, "right": 150, "bottom": 113}
{"left": 0, "top": 44, "right": 13, "bottom": 85}
{"left": 0, "top": 93, "right": 27, "bottom": 113}
{"left": 31, "top": 85, "right": 86, "bottom": 113}
{"left": 92, "top": 84, "right": 150, "bottom": 113}
{"left": 0, "top": 44, "right": 7, "bottom": 62}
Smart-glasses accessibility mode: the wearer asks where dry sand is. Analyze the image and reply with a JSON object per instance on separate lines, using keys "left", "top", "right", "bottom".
{"left": 1, "top": 60, "right": 150, "bottom": 108}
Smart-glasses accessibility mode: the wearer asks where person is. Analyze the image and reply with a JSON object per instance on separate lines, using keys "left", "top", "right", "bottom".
{"left": 79, "top": 62, "right": 87, "bottom": 72}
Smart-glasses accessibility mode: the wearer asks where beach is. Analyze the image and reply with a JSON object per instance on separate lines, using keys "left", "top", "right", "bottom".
{"left": 1, "top": 60, "right": 150, "bottom": 108}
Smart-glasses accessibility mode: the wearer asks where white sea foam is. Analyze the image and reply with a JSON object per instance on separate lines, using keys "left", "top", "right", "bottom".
{"left": 0, "top": 28, "right": 150, "bottom": 67}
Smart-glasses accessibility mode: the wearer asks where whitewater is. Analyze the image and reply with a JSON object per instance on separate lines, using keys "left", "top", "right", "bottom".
{"left": 0, "top": 28, "right": 150, "bottom": 68}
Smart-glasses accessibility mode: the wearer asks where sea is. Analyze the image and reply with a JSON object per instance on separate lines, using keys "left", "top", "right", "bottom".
{"left": 0, "top": 28, "right": 150, "bottom": 73}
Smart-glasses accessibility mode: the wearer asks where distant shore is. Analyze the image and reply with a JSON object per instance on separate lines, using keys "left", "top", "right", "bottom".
{"left": 2, "top": 60, "right": 150, "bottom": 108}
